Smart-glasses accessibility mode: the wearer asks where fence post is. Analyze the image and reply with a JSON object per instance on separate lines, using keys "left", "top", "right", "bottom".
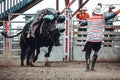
{"left": 5, "top": 20, "right": 9, "bottom": 60}
{"left": 63, "top": 8, "right": 73, "bottom": 61}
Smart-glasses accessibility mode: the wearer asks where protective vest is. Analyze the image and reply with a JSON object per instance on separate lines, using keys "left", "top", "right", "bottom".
{"left": 86, "top": 15, "right": 105, "bottom": 42}
{"left": 81, "top": 10, "right": 120, "bottom": 42}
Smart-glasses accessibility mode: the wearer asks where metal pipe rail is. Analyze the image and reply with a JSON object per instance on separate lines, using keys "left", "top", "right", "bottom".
{"left": 0, "top": 0, "right": 43, "bottom": 21}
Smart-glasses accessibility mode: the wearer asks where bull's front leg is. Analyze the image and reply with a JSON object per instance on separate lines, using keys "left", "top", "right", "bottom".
{"left": 44, "top": 46, "right": 52, "bottom": 57}
{"left": 33, "top": 48, "right": 40, "bottom": 62}
{"left": 44, "top": 46, "right": 52, "bottom": 66}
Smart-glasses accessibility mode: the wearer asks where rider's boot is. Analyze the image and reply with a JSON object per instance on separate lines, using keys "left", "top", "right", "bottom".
{"left": 27, "top": 31, "right": 35, "bottom": 38}
{"left": 91, "top": 55, "right": 98, "bottom": 71}
{"left": 27, "top": 30, "right": 30, "bottom": 38}
{"left": 27, "top": 25, "right": 35, "bottom": 38}
{"left": 30, "top": 33, "right": 35, "bottom": 38}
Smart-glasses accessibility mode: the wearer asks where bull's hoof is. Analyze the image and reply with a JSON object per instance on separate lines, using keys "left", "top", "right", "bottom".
{"left": 45, "top": 61, "right": 50, "bottom": 66}
{"left": 33, "top": 56, "right": 38, "bottom": 63}
{"left": 27, "top": 64, "right": 35, "bottom": 67}
{"left": 91, "top": 68, "right": 96, "bottom": 71}
{"left": 44, "top": 53, "right": 50, "bottom": 57}
{"left": 27, "top": 63, "right": 35, "bottom": 67}
{"left": 21, "top": 64, "right": 25, "bottom": 67}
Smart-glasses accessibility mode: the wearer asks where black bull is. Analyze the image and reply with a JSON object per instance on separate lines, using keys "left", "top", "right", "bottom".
{"left": 1, "top": 17, "right": 65, "bottom": 66}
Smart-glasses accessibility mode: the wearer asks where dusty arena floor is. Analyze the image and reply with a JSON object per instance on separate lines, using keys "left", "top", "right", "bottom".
{"left": 0, "top": 59, "right": 120, "bottom": 80}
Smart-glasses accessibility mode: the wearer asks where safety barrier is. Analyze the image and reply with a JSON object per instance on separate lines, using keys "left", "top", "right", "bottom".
{"left": 71, "top": 20, "right": 120, "bottom": 62}
{"left": 73, "top": 20, "right": 120, "bottom": 47}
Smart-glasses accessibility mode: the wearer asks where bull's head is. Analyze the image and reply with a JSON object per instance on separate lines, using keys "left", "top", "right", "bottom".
{"left": 52, "top": 11, "right": 65, "bottom": 24}
{"left": 41, "top": 12, "right": 65, "bottom": 33}
{"left": 56, "top": 14, "right": 65, "bottom": 23}
{"left": 41, "top": 10, "right": 65, "bottom": 46}
{"left": 48, "top": 28, "right": 65, "bottom": 46}
{"left": 43, "top": 11, "right": 65, "bottom": 24}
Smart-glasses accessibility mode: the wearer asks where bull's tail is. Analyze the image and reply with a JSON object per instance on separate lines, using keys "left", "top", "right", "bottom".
{"left": 1, "top": 30, "right": 22, "bottom": 38}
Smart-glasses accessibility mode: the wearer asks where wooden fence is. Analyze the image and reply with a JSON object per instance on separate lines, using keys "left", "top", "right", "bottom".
{"left": 73, "top": 25, "right": 120, "bottom": 47}
{"left": 72, "top": 22, "right": 120, "bottom": 62}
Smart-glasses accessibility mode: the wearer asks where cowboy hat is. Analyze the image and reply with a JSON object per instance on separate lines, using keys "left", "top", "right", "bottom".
{"left": 93, "top": 5, "right": 102, "bottom": 14}
{"left": 109, "top": 4, "right": 115, "bottom": 9}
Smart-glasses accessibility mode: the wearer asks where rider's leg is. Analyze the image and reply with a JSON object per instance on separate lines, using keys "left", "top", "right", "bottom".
{"left": 91, "top": 51, "right": 98, "bottom": 71}
{"left": 30, "top": 23, "right": 36, "bottom": 38}
{"left": 27, "top": 22, "right": 34, "bottom": 38}
{"left": 27, "top": 20, "right": 39, "bottom": 38}
{"left": 91, "top": 42, "right": 101, "bottom": 71}
{"left": 85, "top": 51, "right": 92, "bottom": 71}
{"left": 30, "top": 16, "right": 43, "bottom": 38}
{"left": 27, "top": 13, "right": 44, "bottom": 38}
{"left": 84, "top": 42, "right": 92, "bottom": 71}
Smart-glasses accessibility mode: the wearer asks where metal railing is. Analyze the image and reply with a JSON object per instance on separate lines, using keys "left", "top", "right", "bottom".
{"left": 0, "top": 0, "right": 33, "bottom": 20}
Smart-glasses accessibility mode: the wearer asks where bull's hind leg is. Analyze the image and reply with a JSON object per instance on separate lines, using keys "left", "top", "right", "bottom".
{"left": 20, "top": 46, "right": 27, "bottom": 66}
{"left": 26, "top": 48, "right": 35, "bottom": 66}
{"left": 21, "top": 51, "right": 25, "bottom": 66}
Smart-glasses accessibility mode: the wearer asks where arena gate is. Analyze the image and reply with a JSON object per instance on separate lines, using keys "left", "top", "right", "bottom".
{"left": 0, "top": 13, "right": 34, "bottom": 61}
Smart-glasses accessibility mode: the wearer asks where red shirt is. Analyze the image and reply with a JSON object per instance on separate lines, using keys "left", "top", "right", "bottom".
{"left": 76, "top": 12, "right": 89, "bottom": 20}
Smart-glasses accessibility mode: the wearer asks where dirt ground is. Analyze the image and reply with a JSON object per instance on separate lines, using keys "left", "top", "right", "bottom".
{"left": 0, "top": 58, "right": 120, "bottom": 80}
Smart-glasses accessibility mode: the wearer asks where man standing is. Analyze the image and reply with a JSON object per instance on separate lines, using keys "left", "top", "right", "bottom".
{"left": 76, "top": 7, "right": 89, "bottom": 20}
{"left": 104, "top": 5, "right": 116, "bottom": 25}
{"left": 80, "top": 5, "right": 120, "bottom": 71}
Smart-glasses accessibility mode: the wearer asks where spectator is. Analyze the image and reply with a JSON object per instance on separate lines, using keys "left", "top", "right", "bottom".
{"left": 80, "top": 5, "right": 120, "bottom": 71}
{"left": 76, "top": 7, "right": 89, "bottom": 20}
{"left": 104, "top": 5, "right": 116, "bottom": 25}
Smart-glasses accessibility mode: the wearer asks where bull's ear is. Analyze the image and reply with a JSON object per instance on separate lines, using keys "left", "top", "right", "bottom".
{"left": 59, "top": 29, "right": 65, "bottom": 33}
